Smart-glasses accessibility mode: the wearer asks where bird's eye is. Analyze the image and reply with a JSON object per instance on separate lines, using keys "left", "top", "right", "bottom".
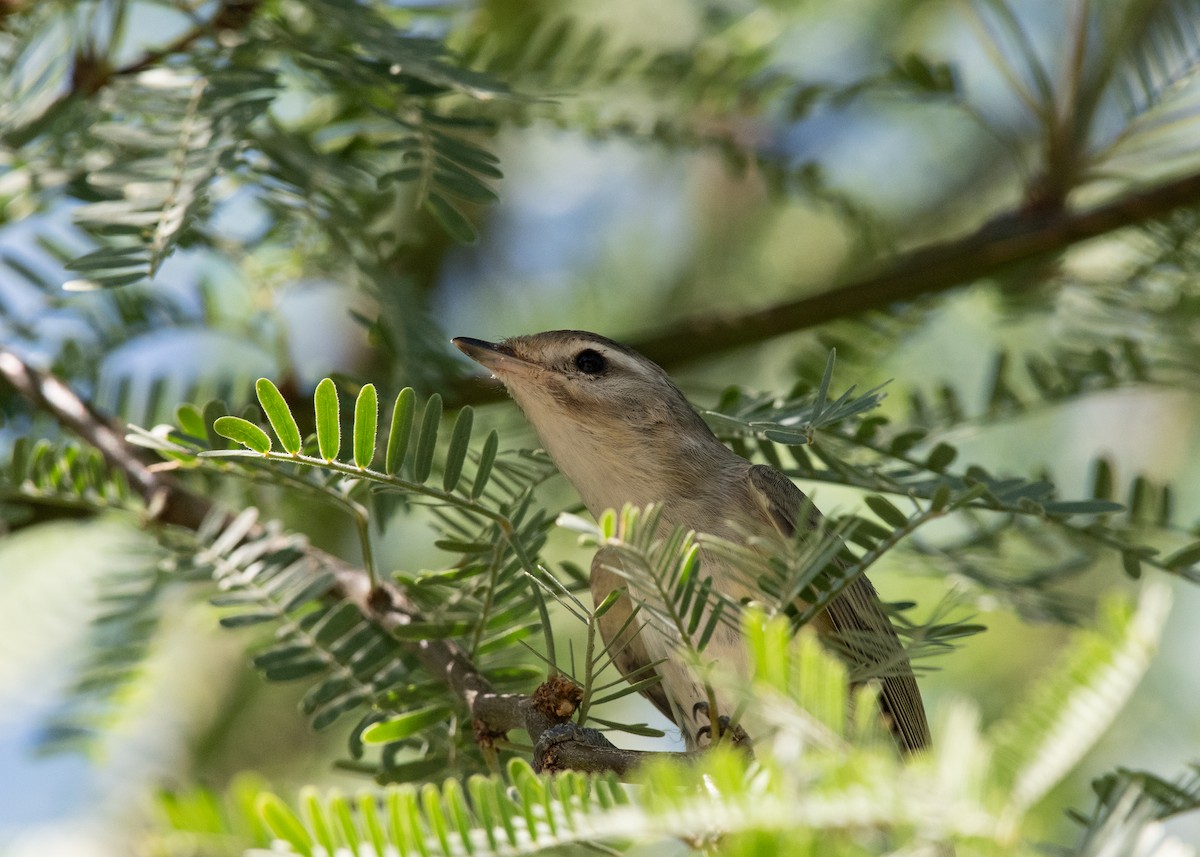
{"left": 574, "top": 349, "right": 607, "bottom": 375}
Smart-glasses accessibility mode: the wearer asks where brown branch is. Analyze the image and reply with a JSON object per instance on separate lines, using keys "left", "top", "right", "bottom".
{"left": 444, "top": 168, "right": 1200, "bottom": 407}
{"left": 0, "top": 345, "right": 657, "bottom": 775}
{"left": 631, "top": 171, "right": 1200, "bottom": 367}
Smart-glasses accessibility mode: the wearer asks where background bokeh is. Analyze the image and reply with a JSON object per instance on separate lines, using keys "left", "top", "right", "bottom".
{"left": 2, "top": 0, "right": 1199, "bottom": 853}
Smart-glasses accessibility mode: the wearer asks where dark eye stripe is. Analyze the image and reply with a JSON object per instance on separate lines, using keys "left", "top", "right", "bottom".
{"left": 574, "top": 349, "right": 607, "bottom": 375}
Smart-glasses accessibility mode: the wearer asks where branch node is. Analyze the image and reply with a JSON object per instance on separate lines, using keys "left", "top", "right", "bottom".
{"left": 367, "top": 584, "right": 396, "bottom": 613}
{"left": 473, "top": 717, "right": 507, "bottom": 749}
{"left": 532, "top": 675, "right": 584, "bottom": 720}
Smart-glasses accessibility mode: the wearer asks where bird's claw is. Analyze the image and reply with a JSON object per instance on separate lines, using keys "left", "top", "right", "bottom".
{"left": 691, "top": 701, "right": 749, "bottom": 748}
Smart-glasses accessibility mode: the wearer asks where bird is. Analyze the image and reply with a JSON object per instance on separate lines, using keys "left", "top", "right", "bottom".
{"left": 453, "top": 330, "right": 929, "bottom": 753}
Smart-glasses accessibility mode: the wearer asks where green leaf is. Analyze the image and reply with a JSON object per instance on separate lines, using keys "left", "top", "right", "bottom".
{"left": 812, "top": 349, "right": 835, "bottom": 419}
{"left": 589, "top": 674, "right": 666, "bottom": 707}
{"left": 891, "top": 430, "right": 927, "bottom": 455}
{"left": 257, "top": 794, "right": 314, "bottom": 857}
{"left": 445, "top": 779, "right": 475, "bottom": 850}
{"left": 361, "top": 705, "right": 451, "bottom": 744}
{"left": 311, "top": 688, "right": 370, "bottom": 731}
{"left": 378, "top": 166, "right": 423, "bottom": 188}
{"left": 175, "top": 403, "right": 207, "bottom": 438}
{"left": 433, "top": 538, "right": 492, "bottom": 554}
{"left": 301, "top": 677, "right": 353, "bottom": 716}
{"left": 331, "top": 793, "right": 360, "bottom": 853}
{"left": 389, "top": 620, "right": 474, "bottom": 640}
{"left": 256, "top": 378, "right": 302, "bottom": 454}
{"left": 434, "top": 167, "right": 498, "bottom": 203}
{"left": 412, "top": 393, "right": 442, "bottom": 483}
{"left": 386, "top": 387, "right": 416, "bottom": 475}
{"left": 353, "top": 384, "right": 378, "bottom": 469}
{"left": 587, "top": 717, "right": 666, "bottom": 738}
{"left": 471, "top": 429, "right": 499, "bottom": 499}
{"left": 1163, "top": 542, "right": 1200, "bottom": 570}
{"left": 301, "top": 788, "right": 336, "bottom": 855}
{"left": 442, "top": 406, "right": 473, "bottom": 491}
{"left": 425, "top": 192, "right": 477, "bottom": 243}
{"left": 446, "top": 782, "right": 472, "bottom": 849}
{"left": 64, "top": 245, "right": 146, "bottom": 270}
{"left": 213, "top": 417, "right": 271, "bottom": 455}
{"left": 864, "top": 495, "right": 909, "bottom": 528}
{"left": 593, "top": 588, "right": 623, "bottom": 618}
{"left": 281, "top": 571, "right": 337, "bottom": 614}
{"left": 697, "top": 599, "right": 726, "bottom": 651}
{"left": 259, "top": 656, "right": 327, "bottom": 682}
{"left": 219, "top": 611, "right": 279, "bottom": 628}
{"left": 467, "top": 777, "right": 501, "bottom": 852}
{"left": 1121, "top": 550, "right": 1143, "bottom": 579}
{"left": 925, "top": 442, "right": 957, "bottom": 472}
{"left": 488, "top": 665, "right": 544, "bottom": 684}
{"left": 994, "top": 584, "right": 1172, "bottom": 814}
{"left": 202, "top": 401, "right": 227, "bottom": 448}
{"left": 431, "top": 131, "right": 501, "bottom": 175}
{"left": 309, "top": 602, "right": 362, "bottom": 647}
{"left": 315, "top": 378, "right": 340, "bottom": 461}
{"left": 1041, "top": 499, "right": 1124, "bottom": 516}
{"left": 386, "top": 785, "right": 422, "bottom": 852}
{"left": 421, "top": 783, "right": 452, "bottom": 855}
{"left": 1091, "top": 458, "right": 1114, "bottom": 500}
{"left": 892, "top": 53, "right": 956, "bottom": 93}
{"left": 358, "top": 792, "right": 387, "bottom": 857}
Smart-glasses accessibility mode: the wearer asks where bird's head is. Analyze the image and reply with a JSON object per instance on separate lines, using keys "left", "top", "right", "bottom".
{"left": 453, "top": 330, "right": 724, "bottom": 514}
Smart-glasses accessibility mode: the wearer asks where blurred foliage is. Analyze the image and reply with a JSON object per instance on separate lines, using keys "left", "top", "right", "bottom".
{"left": 3, "top": 0, "right": 1200, "bottom": 855}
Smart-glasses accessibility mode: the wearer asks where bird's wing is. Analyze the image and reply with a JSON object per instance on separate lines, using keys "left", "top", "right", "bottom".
{"left": 590, "top": 547, "right": 677, "bottom": 726}
{"left": 747, "top": 464, "right": 930, "bottom": 752}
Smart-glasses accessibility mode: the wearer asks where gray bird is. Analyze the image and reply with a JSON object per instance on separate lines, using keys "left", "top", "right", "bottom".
{"left": 454, "top": 330, "right": 929, "bottom": 753}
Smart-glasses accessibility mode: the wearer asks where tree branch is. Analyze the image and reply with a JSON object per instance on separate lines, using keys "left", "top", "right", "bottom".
{"left": 0, "top": 345, "right": 656, "bottom": 774}
{"left": 445, "top": 168, "right": 1200, "bottom": 407}
{"left": 631, "top": 170, "right": 1200, "bottom": 366}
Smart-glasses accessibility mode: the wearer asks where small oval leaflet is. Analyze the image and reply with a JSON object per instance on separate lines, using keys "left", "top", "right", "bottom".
{"left": 256, "top": 378, "right": 302, "bottom": 454}
{"left": 864, "top": 495, "right": 909, "bottom": 528}
{"left": 301, "top": 789, "right": 336, "bottom": 853}
{"left": 425, "top": 191, "right": 477, "bottom": 244}
{"left": 175, "top": 403, "right": 207, "bottom": 438}
{"left": 257, "top": 794, "right": 314, "bottom": 857}
{"left": 412, "top": 393, "right": 442, "bottom": 483}
{"left": 385, "top": 387, "right": 416, "bottom": 475}
{"left": 442, "top": 405, "right": 473, "bottom": 491}
{"left": 213, "top": 416, "right": 272, "bottom": 455}
{"left": 314, "top": 378, "right": 340, "bottom": 461}
{"left": 470, "top": 429, "right": 499, "bottom": 499}
{"left": 353, "top": 383, "right": 378, "bottom": 468}
{"left": 361, "top": 705, "right": 451, "bottom": 744}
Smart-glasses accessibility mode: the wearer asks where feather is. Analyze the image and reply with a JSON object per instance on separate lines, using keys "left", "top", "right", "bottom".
{"left": 747, "top": 464, "right": 931, "bottom": 752}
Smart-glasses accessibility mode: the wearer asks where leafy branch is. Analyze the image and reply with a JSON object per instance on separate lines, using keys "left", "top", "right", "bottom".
{"left": 237, "top": 590, "right": 1179, "bottom": 857}
{"left": 703, "top": 356, "right": 1200, "bottom": 588}
{"left": 64, "top": 65, "right": 278, "bottom": 290}
{"left": 0, "top": 347, "right": 584, "bottom": 774}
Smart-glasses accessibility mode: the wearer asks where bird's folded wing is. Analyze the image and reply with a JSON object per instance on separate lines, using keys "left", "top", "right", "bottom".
{"left": 747, "top": 464, "right": 930, "bottom": 752}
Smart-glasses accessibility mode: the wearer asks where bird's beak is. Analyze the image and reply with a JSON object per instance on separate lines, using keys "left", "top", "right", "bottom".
{"left": 452, "top": 337, "right": 539, "bottom": 378}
